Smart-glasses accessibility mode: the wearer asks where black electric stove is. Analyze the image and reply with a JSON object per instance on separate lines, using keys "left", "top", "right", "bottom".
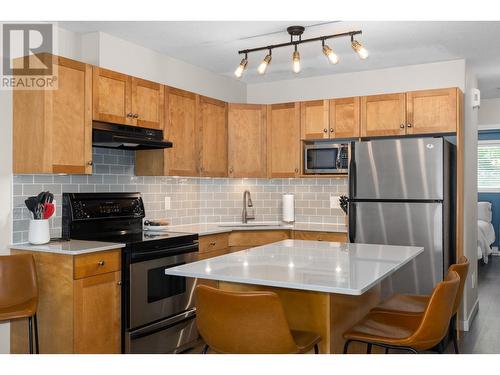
{"left": 62, "top": 192, "right": 200, "bottom": 354}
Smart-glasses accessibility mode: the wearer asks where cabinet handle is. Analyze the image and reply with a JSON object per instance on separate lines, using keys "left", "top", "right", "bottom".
{"left": 229, "top": 167, "right": 233, "bottom": 174}
{"left": 323, "top": 128, "right": 328, "bottom": 133}
{"left": 97, "top": 260, "right": 105, "bottom": 266}
{"left": 133, "top": 114, "right": 139, "bottom": 118}
{"left": 407, "top": 123, "right": 412, "bottom": 128}
{"left": 87, "top": 160, "right": 93, "bottom": 166}
{"left": 209, "top": 242, "right": 216, "bottom": 246}
{"left": 400, "top": 124, "right": 405, "bottom": 129}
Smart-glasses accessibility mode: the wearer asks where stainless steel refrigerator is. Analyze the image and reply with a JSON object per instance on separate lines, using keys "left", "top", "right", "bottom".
{"left": 348, "top": 137, "right": 455, "bottom": 295}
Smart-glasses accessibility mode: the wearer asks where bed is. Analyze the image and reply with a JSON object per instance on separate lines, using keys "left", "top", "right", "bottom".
{"left": 478, "top": 201, "right": 495, "bottom": 264}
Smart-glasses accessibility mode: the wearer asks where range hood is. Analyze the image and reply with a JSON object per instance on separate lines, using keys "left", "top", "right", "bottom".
{"left": 92, "top": 122, "right": 173, "bottom": 150}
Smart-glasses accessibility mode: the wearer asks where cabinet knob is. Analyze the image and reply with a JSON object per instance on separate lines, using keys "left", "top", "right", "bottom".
{"left": 229, "top": 167, "right": 233, "bottom": 174}
{"left": 294, "top": 168, "right": 299, "bottom": 173}
{"left": 407, "top": 123, "right": 412, "bottom": 128}
{"left": 127, "top": 113, "right": 133, "bottom": 118}
{"left": 97, "top": 260, "right": 105, "bottom": 266}
{"left": 330, "top": 128, "right": 334, "bottom": 133}
{"left": 133, "top": 114, "right": 139, "bottom": 118}
{"left": 400, "top": 124, "right": 405, "bottom": 129}
{"left": 209, "top": 242, "right": 216, "bottom": 246}
{"left": 87, "top": 160, "right": 93, "bottom": 166}
{"left": 117, "top": 281, "right": 122, "bottom": 286}
{"left": 323, "top": 128, "right": 328, "bottom": 133}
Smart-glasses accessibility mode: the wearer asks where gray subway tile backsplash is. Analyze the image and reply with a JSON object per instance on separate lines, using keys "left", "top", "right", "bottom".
{"left": 12, "top": 148, "right": 348, "bottom": 243}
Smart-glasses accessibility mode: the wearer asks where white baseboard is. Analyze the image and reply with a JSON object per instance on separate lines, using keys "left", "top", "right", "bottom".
{"left": 459, "top": 298, "right": 479, "bottom": 331}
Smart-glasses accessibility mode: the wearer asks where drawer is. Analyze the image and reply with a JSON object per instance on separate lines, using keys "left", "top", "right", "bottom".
{"left": 197, "top": 247, "right": 229, "bottom": 261}
{"left": 292, "top": 230, "right": 347, "bottom": 242}
{"left": 228, "top": 230, "right": 291, "bottom": 247}
{"left": 74, "top": 249, "right": 121, "bottom": 279}
{"left": 199, "top": 233, "right": 229, "bottom": 254}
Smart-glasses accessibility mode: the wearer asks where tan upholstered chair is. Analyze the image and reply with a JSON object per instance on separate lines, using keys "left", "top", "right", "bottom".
{"left": 343, "top": 270, "right": 460, "bottom": 354}
{"left": 195, "top": 285, "right": 321, "bottom": 354}
{"left": 0, "top": 254, "right": 39, "bottom": 353}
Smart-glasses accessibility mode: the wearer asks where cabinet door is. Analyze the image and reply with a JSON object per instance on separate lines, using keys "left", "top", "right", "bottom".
{"left": 74, "top": 271, "right": 121, "bottom": 354}
{"left": 198, "top": 96, "right": 228, "bottom": 177}
{"left": 164, "top": 87, "right": 198, "bottom": 176}
{"left": 93, "top": 67, "right": 133, "bottom": 126}
{"left": 131, "top": 77, "right": 164, "bottom": 129}
{"left": 361, "top": 94, "right": 406, "bottom": 137}
{"left": 406, "top": 88, "right": 458, "bottom": 135}
{"left": 330, "top": 97, "right": 360, "bottom": 139}
{"left": 267, "top": 103, "right": 301, "bottom": 177}
{"left": 228, "top": 104, "right": 267, "bottom": 178}
{"left": 300, "top": 100, "right": 329, "bottom": 139}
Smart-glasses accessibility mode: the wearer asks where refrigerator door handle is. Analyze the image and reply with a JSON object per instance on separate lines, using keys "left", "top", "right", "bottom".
{"left": 349, "top": 141, "right": 356, "bottom": 199}
{"left": 348, "top": 202, "right": 356, "bottom": 243}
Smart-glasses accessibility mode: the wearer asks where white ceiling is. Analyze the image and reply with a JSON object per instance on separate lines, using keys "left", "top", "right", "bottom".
{"left": 59, "top": 21, "right": 500, "bottom": 98}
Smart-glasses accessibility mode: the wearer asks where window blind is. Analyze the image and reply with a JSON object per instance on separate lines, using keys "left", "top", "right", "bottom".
{"left": 478, "top": 140, "right": 500, "bottom": 192}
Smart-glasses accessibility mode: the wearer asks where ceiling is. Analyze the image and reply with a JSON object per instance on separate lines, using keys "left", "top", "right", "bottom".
{"left": 59, "top": 21, "right": 500, "bottom": 98}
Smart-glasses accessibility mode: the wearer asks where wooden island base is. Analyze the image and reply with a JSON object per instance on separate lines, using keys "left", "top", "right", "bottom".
{"left": 218, "top": 281, "right": 383, "bottom": 354}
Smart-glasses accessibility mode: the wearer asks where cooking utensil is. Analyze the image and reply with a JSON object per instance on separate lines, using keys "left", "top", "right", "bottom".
{"left": 25, "top": 197, "right": 39, "bottom": 219}
{"left": 43, "top": 203, "right": 55, "bottom": 219}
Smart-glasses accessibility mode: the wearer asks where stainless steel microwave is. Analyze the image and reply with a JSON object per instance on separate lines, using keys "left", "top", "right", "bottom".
{"left": 303, "top": 142, "right": 349, "bottom": 174}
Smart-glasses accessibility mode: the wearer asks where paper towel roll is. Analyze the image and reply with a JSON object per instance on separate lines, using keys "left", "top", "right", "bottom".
{"left": 282, "top": 193, "right": 295, "bottom": 223}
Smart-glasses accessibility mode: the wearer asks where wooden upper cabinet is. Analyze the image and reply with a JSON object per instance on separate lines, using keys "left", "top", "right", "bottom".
{"left": 131, "top": 77, "right": 164, "bottom": 129}
{"left": 329, "top": 97, "right": 360, "bottom": 139}
{"left": 300, "top": 100, "right": 329, "bottom": 139}
{"left": 13, "top": 55, "right": 93, "bottom": 174}
{"left": 92, "top": 67, "right": 133, "bottom": 126}
{"left": 361, "top": 93, "right": 406, "bottom": 137}
{"left": 198, "top": 96, "right": 228, "bottom": 177}
{"left": 406, "top": 88, "right": 459, "bottom": 135}
{"left": 228, "top": 104, "right": 267, "bottom": 178}
{"left": 267, "top": 103, "right": 301, "bottom": 178}
{"left": 164, "top": 87, "right": 199, "bottom": 176}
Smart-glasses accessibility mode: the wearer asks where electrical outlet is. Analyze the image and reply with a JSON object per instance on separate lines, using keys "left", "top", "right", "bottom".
{"left": 164, "top": 196, "right": 171, "bottom": 210}
{"left": 330, "top": 195, "right": 340, "bottom": 209}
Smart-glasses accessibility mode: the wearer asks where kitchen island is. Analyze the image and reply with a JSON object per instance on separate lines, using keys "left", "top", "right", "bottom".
{"left": 165, "top": 239, "right": 423, "bottom": 353}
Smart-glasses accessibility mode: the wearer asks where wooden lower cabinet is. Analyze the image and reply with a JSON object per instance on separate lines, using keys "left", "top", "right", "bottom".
{"left": 228, "top": 230, "right": 291, "bottom": 251}
{"left": 292, "top": 231, "right": 348, "bottom": 242}
{"left": 10, "top": 249, "right": 122, "bottom": 354}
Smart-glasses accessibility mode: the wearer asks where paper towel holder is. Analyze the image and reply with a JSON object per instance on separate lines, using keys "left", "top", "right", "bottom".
{"left": 282, "top": 193, "right": 295, "bottom": 224}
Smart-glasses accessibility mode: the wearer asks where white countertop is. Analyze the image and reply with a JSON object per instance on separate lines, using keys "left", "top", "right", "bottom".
{"left": 165, "top": 240, "right": 423, "bottom": 295}
{"left": 10, "top": 240, "right": 126, "bottom": 255}
{"left": 160, "top": 222, "right": 348, "bottom": 236}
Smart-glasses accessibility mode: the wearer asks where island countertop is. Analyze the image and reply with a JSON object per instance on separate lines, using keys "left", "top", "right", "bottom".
{"left": 165, "top": 240, "right": 423, "bottom": 295}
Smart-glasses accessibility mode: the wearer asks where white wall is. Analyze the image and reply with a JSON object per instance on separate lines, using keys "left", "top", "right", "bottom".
{"left": 85, "top": 32, "right": 246, "bottom": 103}
{"left": 461, "top": 67, "right": 479, "bottom": 330}
{"left": 479, "top": 98, "right": 500, "bottom": 127}
{"left": 247, "top": 60, "right": 466, "bottom": 103}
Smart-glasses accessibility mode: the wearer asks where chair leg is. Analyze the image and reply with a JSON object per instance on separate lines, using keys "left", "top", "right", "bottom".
{"left": 343, "top": 340, "right": 351, "bottom": 354}
{"left": 202, "top": 344, "right": 209, "bottom": 354}
{"left": 385, "top": 347, "right": 389, "bottom": 354}
{"left": 366, "top": 343, "right": 372, "bottom": 354}
{"left": 34, "top": 314, "right": 39, "bottom": 354}
{"left": 314, "top": 344, "right": 319, "bottom": 354}
{"left": 28, "top": 316, "right": 33, "bottom": 354}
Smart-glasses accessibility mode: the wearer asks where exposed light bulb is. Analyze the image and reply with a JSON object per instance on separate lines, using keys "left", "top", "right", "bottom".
{"left": 234, "top": 56, "right": 248, "bottom": 78}
{"left": 351, "top": 40, "right": 369, "bottom": 60}
{"left": 292, "top": 50, "right": 301, "bottom": 73}
{"left": 322, "top": 44, "right": 339, "bottom": 65}
{"left": 257, "top": 52, "right": 272, "bottom": 75}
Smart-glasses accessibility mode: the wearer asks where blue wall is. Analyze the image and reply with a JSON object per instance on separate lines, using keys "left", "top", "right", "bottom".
{"left": 478, "top": 130, "right": 500, "bottom": 248}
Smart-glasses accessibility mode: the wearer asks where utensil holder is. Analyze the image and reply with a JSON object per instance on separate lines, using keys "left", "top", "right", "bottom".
{"left": 28, "top": 219, "right": 50, "bottom": 245}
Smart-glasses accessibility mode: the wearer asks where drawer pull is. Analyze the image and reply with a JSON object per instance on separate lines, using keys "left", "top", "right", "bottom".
{"left": 209, "top": 242, "right": 216, "bottom": 246}
{"left": 97, "top": 260, "right": 105, "bottom": 266}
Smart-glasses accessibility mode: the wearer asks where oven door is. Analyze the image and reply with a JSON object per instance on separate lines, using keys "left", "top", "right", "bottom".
{"left": 129, "top": 248, "right": 198, "bottom": 329}
{"left": 304, "top": 143, "right": 348, "bottom": 174}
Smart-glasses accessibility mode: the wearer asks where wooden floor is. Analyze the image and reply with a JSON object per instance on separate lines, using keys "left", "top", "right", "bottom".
{"left": 451, "top": 255, "right": 500, "bottom": 354}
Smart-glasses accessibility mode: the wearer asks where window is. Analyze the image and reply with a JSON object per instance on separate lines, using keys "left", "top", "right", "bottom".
{"left": 478, "top": 140, "right": 500, "bottom": 192}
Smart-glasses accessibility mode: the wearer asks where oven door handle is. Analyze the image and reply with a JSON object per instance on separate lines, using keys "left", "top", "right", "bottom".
{"left": 129, "top": 308, "right": 197, "bottom": 340}
{"left": 131, "top": 242, "right": 199, "bottom": 262}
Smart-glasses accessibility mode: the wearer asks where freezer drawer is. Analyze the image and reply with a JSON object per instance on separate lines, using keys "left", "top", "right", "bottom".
{"left": 351, "top": 137, "right": 444, "bottom": 200}
{"left": 349, "top": 201, "right": 444, "bottom": 295}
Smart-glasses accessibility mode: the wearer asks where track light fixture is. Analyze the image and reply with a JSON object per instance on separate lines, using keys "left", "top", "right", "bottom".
{"left": 234, "top": 53, "right": 248, "bottom": 78}
{"left": 257, "top": 50, "right": 272, "bottom": 75}
{"left": 351, "top": 35, "right": 369, "bottom": 60}
{"left": 234, "top": 26, "right": 368, "bottom": 78}
{"left": 322, "top": 40, "right": 339, "bottom": 65}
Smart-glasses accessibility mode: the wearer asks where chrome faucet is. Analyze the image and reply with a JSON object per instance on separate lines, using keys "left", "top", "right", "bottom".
{"left": 242, "top": 190, "right": 255, "bottom": 223}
